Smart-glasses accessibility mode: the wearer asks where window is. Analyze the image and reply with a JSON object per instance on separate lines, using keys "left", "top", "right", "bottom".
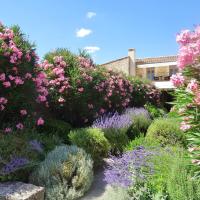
{"left": 147, "top": 68, "right": 154, "bottom": 80}
{"left": 169, "top": 65, "right": 178, "bottom": 76}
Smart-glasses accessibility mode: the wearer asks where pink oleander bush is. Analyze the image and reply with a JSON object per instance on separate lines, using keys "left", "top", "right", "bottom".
{"left": 171, "top": 25, "right": 200, "bottom": 177}
{"left": 0, "top": 22, "right": 48, "bottom": 132}
{"left": 41, "top": 48, "right": 160, "bottom": 126}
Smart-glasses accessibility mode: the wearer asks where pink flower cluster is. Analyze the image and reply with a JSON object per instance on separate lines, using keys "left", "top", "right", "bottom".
{"left": 170, "top": 73, "right": 185, "bottom": 87}
{"left": 176, "top": 26, "right": 200, "bottom": 69}
{"left": 78, "top": 56, "right": 94, "bottom": 68}
{"left": 41, "top": 57, "right": 70, "bottom": 100}
{"left": 0, "top": 22, "right": 47, "bottom": 132}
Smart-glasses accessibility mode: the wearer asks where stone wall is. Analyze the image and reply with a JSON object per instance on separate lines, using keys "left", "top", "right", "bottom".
{"left": 102, "top": 57, "right": 130, "bottom": 75}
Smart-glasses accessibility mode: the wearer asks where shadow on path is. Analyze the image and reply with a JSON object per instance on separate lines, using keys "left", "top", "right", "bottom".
{"left": 80, "top": 167, "right": 110, "bottom": 200}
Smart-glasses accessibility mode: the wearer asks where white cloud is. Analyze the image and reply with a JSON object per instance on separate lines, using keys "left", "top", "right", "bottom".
{"left": 87, "top": 12, "right": 96, "bottom": 19}
{"left": 84, "top": 46, "right": 100, "bottom": 53}
{"left": 76, "top": 28, "right": 92, "bottom": 38}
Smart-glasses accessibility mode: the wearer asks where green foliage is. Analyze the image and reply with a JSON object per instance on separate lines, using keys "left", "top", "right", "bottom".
{"left": 103, "top": 128, "right": 129, "bottom": 155}
{"left": 38, "top": 118, "right": 72, "bottom": 143}
{"left": 144, "top": 103, "right": 166, "bottom": 119}
{"left": 124, "top": 136, "right": 160, "bottom": 152}
{"left": 127, "top": 114, "right": 152, "bottom": 140}
{"left": 132, "top": 115, "right": 152, "bottom": 133}
{"left": 0, "top": 129, "right": 61, "bottom": 182}
{"left": 146, "top": 118, "right": 186, "bottom": 146}
{"left": 29, "top": 145, "right": 93, "bottom": 200}
{"left": 167, "top": 153, "right": 200, "bottom": 200}
{"left": 69, "top": 128, "right": 110, "bottom": 165}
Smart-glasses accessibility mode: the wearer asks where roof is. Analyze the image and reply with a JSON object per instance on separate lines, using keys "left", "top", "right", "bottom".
{"left": 101, "top": 55, "right": 177, "bottom": 66}
{"left": 136, "top": 55, "right": 177, "bottom": 65}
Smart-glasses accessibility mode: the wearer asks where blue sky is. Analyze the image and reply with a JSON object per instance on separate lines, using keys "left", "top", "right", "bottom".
{"left": 1, "top": 0, "right": 200, "bottom": 64}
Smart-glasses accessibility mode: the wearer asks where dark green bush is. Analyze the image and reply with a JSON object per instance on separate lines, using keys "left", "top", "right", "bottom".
{"left": 0, "top": 129, "right": 61, "bottom": 182}
{"left": 103, "top": 128, "right": 129, "bottom": 155}
{"left": 146, "top": 118, "right": 186, "bottom": 146}
{"left": 127, "top": 114, "right": 152, "bottom": 139}
{"left": 38, "top": 118, "right": 72, "bottom": 143}
{"left": 69, "top": 128, "right": 110, "bottom": 165}
{"left": 30, "top": 145, "right": 93, "bottom": 200}
{"left": 124, "top": 135, "right": 160, "bottom": 151}
{"left": 144, "top": 103, "right": 166, "bottom": 119}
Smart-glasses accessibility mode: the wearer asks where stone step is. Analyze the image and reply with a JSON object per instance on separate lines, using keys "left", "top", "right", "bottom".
{"left": 0, "top": 182, "right": 44, "bottom": 200}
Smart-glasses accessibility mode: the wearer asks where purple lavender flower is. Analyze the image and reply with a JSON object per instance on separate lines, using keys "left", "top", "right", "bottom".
{"left": 92, "top": 112, "right": 132, "bottom": 129}
{"left": 29, "top": 140, "right": 43, "bottom": 153}
{"left": 124, "top": 107, "right": 150, "bottom": 119}
{"left": 104, "top": 146, "right": 154, "bottom": 188}
{"left": 0, "top": 157, "right": 29, "bottom": 175}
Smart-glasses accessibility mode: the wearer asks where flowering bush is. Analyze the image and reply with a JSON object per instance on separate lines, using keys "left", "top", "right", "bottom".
{"left": 0, "top": 22, "right": 48, "bottom": 131}
{"left": 92, "top": 112, "right": 131, "bottom": 154}
{"left": 40, "top": 48, "right": 160, "bottom": 126}
{"left": 171, "top": 25, "right": 200, "bottom": 176}
{"left": 0, "top": 129, "right": 61, "bottom": 182}
{"left": 104, "top": 146, "right": 154, "bottom": 188}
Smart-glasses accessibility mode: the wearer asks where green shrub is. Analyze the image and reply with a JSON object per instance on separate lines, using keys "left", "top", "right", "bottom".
{"left": 0, "top": 129, "right": 61, "bottom": 182}
{"left": 167, "top": 153, "right": 200, "bottom": 200}
{"left": 144, "top": 103, "right": 166, "bottom": 119}
{"left": 29, "top": 145, "right": 93, "bottom": 200}
{"left": 69, "top": 128, "right": 110, "bottom": 165}
{"left": 103, "top": 128, "right": 129, "bottom": 155}
{"left": 146, "top": 118, "right": 186, "bottom": 146}
{"left": 124, "top": 135, "right": 160, "bottom": 152}
{"left": 38, "top": 118, "right": 72, "bottom": 143}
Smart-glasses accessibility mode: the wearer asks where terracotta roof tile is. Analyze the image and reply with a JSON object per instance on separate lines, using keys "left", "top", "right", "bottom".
{"left": 136, "top": 55, "right": 177, "bottom": 65}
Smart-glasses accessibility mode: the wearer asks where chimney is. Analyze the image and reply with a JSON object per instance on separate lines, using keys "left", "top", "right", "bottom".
{"left": 128, "top": 48, "right": 136, "bottom": 76}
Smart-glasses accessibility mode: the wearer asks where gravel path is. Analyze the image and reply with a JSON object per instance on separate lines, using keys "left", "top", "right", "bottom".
{"left": 80, "top": 168, "right": 112, "bottom": 200}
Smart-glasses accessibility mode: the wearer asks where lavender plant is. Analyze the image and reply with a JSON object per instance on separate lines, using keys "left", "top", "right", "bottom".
{"left": 124, "top": 107, "right": 150, "bottom": 120}
{"left": 29, "top": 140, "right": 43, "bottom": 153}
{"left": 0, "top": 156, "right": 29, "bottom": 175}
{"left": 93, "top": 112, "right": 131, "bottom": 154}
{"left": 92, "top": 112, "right": 132, "bottom": 129}
{"left": 104, "top": 146, "right": 155, "bottom": 188}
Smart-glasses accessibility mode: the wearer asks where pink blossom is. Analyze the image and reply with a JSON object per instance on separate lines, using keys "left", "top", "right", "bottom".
{"left": 100, "top": 108, "right": 105, "bottom": 114}
{"left": 78, "top": 87, "right": 84, "bottom": 92}
{"left": 3, "top": 81, "right": 11, "bottom": 88}
{"left": 0, "top": 97, "right": 8, "bottom": 104}
{"left": 0, "top": 73, "right": 5, "bottom": 81}
{"left": 37, "top": 95, "right": 47, "bottom": 102}
{"left": 170, "top": 73, "right": 185, "bottom": 87}
{"left": 186, "top": 79, "right": 198, "bottom": 92}
{"left": 4, "top": 127, "right": 12, "bottom": 133}
{"left": 180, "top": 121, "right": 191, "bottom": 131}
{"left": 37, "top": 117, "right": 44, "bottom": 126}
{"left": 0, "top": 105, "right": 5, "bottom": 111}
{"left": 20, "top": 109, "right": 27, "bottom": 116}
{"left": 16, "top": 123, "right": 24, "bottom": 130}
{"left": 194, "top": 92, "right": 200, "bottom": 105}
{"left": 8, "top": 75, "right": 15, "bottom": 81}
{"left": 25, "top": 73, "right": 32, "bottom": 79}
{"left": 176, "top": 30, "right": 192, "bottom": 46}
{"left": 58, "top": 97, "right": 65, "bottom": 103}
{"left": 14, "top": 77, "right": 24, "bottom": 85}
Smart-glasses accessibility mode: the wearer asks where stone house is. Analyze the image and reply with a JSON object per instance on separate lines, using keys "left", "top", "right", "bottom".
{"left": 101, "top": 49, "right": 178, "bottom": 89}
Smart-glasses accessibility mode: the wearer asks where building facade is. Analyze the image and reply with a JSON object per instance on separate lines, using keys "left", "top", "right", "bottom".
{"left": 101, "top": 49, "right": 178, "bottom": 89}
